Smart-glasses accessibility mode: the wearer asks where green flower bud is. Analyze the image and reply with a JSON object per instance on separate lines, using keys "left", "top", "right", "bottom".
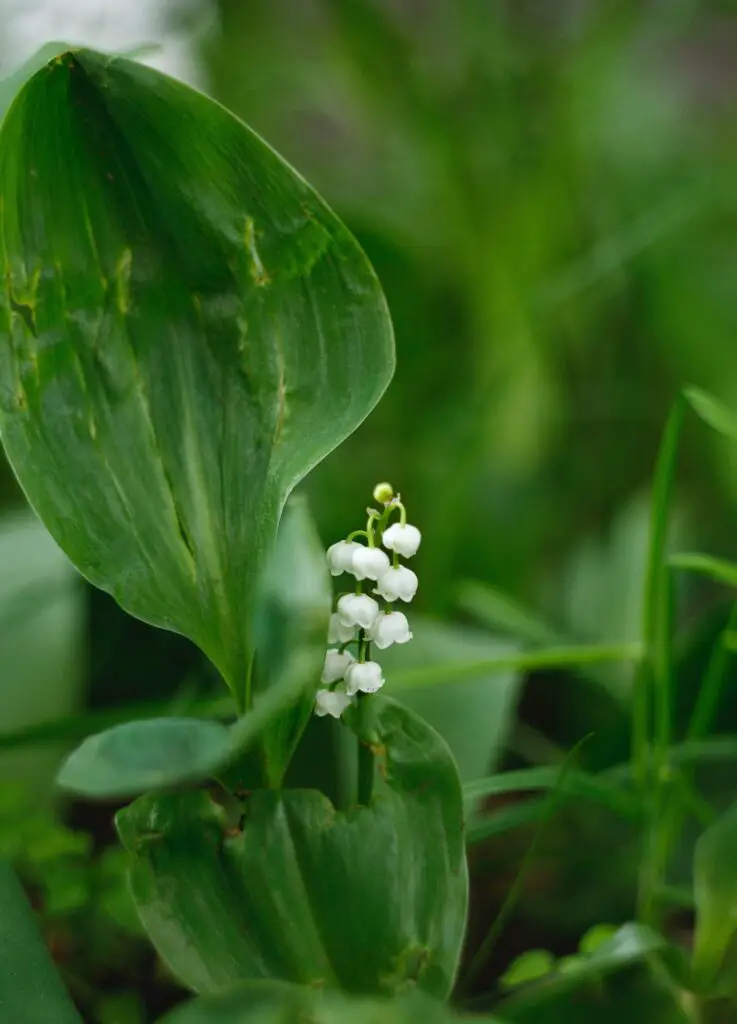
{"left": 372, "top": 481, "right": 394, "bottom": 504}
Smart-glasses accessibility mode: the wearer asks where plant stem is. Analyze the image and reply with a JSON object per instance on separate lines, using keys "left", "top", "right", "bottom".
{"left": 357, "top": 736, "right": 374, "bottom": 806}
{"left": 355, "top": 693, "right": 374, "bottom": 806}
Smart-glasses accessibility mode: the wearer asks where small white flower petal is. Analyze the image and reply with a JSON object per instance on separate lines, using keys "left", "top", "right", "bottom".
{"left": 315, "top": 687, "right": 353, "bottom": 718}
{"left": 368, "top": 610, "right": 413, "bottom": 650}
{"left": 373, "top": 566, "right": 418, "bottom": 603}
{"left": 344, "top": 660, "right": 385, "bottom": 695}
{"left": 351, "top": 546, "right": 391, "bottom": 581}
{"left": 321, "top": 649, "right": 355, "bottom": 684}
{"left": 327, "top": 613, "right": 356, "bottom": 644}
{"left": 336, "top": 593, "right": 380, "bottom": 630}
{"left": 382, "top": 523, "right": 422, "bottom": 558}
{"left": 326, "top": 540, "right": 361, "bottom": 577}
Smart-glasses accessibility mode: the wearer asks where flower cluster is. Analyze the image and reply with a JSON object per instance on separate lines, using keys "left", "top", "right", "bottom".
{"left": 315, "top": 482, "right": 421, "bottom": 719}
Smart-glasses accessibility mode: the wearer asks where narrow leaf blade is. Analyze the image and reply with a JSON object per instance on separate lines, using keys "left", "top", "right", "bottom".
{"left": 684, "top": 385, "right": 737, "bottom": 442}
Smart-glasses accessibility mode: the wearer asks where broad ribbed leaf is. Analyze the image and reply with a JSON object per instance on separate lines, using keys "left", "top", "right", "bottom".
{"left": 0, "top": 43, "right": 69, "bottom": 124}
{"left": 0, "top": 48, "right": 394, "bottom": 701}
{"left": 158, "top": 980, "right": 504, "bottom": 1024}
{"left": 117, "top": 697, "right": 468, "bottom": 1000}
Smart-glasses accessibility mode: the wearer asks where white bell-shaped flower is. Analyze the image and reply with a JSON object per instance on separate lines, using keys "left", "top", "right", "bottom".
{"left": 315, "top": 686, "right": 353, "bottom": 719}
{"left": 344, "top": 660, "right": 385, "bottom": 695}
{"left": 326, "top": 540, "right": 361, "bottom": 577}
{"left": 336, "top": 593, "right": 380, "bottom": 630}
{"left": 351, "top": 545, "right": 391, "bottom": 581}
{"left": 327, "top": 612, "right": 355, "bottom": 644}
{"left": 368, "top": 610, "right": 413, "bottom": 650}
{"left": 321, "top": 648, "right": 355, "bottom": 684}
{"left": 382, "top": 522, "right": 422, "bottom": 558}
{"left": 374, "top": 566, "right": 418, "bottom": 603}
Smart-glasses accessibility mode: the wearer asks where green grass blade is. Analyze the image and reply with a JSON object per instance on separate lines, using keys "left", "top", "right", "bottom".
{"left": 459, "top": 743, "right": 588, "bottom": 994}
{"left": 465, "top": 799, "right": 548, "bottom": 845}
{"left": 634, "top": 394, "right": 685, "bottom": 790}
{"left": 456, "top": 581, "right": 561, "bottom": 645}
{"left": 684, "top": 385, "right": 737, "bottom": 442}
{"left": 391, "top": 642, "right": 642, "bottom": 690}
{"left": 633, "top": 395, "right": 686, "bottom": 927}
{"left": 670, "top": 552, "right": 737, "bottom": 589}
{"left": 463, "top": 766, "right": 639, "bottom": 819}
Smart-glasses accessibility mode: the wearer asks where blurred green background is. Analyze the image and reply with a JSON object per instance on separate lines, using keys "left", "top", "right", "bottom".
{"left": 3, "top": 1, "right": 737, "bottom": 1020}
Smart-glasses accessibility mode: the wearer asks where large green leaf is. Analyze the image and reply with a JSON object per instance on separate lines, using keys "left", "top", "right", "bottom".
{"left": 0, "top": 860, "right": 82, "bottom": 1023}
{"left": 0, "top": 48, "right": 393, "bottom": 702}
{"left": 117, "top": 697, "right": 468, "bottom": 1000}
{"left": 158, "top": 980, "right": 503, "bottom": 1024}
{"left": 0, "top": 43, "right": 70, "bottom": 124}
{"left": 158, "top": 980, "right": 504, "bottom": 1023}
{"left": 56, "top": 717, "right": 233, "bottom": 798}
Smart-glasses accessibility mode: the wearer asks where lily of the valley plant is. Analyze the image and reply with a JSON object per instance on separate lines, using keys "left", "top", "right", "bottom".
{"left": 318, "top": 482, "right": 420, "bottom": 718}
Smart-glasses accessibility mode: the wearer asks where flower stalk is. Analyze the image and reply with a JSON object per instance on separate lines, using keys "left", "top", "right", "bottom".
{"left": 314, "top": 482, "right": 421, "bottom": 721}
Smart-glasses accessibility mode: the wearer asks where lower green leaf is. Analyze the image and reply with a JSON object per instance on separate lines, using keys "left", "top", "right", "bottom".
{"left": 56, "top": 718, "right": 232, "bottom": 798}
{"left": 117, "top": 697, "right": 468, "bottom": 1000}
{"left": 157, "top": 980, "right": 503, "bottom": 1023}
{"left": 498, "top": 962, "right": 690, "bottom": 1024}
{"left": 495, "top": 924, "right": 680, "bottom": 1022}
{"left": 0, "top": 860, "right": 82, "bottom": 1023}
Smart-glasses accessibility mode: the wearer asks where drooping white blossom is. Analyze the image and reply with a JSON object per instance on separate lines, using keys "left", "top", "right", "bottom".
{"left": 321, "top": 648, "right": 355, "bottom": 684}
{"left": 382, "top": 522, "right": 422, "bottom": 558}
{"left": 336, "top": 593, "right": 380, "bottom": 630}
{"left": 326, "top": 540, "right": 362, "bottom": 577}
{"left": 328, "top": 612, "right": 356, "bottom": 644}
{"left": 315, "top": 686, "right": 353, "bottom": 718}
{"left": 351, "top": 545, "right": 391, "bottom": 581}
{"left": 344, "top": 660, "right": 385, "bottom": 695}
{"left": 368, "top": 610, "right": 413, "bottom": 650}
{"left": 373, "top": 565, "right": 418, "bottom": 603}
